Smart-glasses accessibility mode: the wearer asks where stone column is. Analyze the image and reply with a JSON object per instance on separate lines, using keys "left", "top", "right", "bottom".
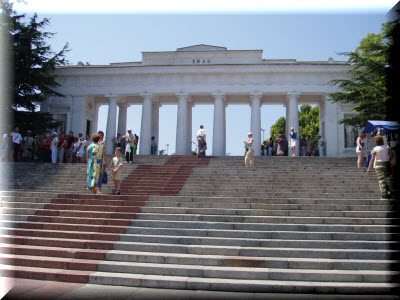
{"left": 151, "top": 101, "right": 160, "bottom": 154}
{"left": 187, "top": 103, "right": 193, "bottom": 155}
{"left": 250, "top": 93, "right": 263, "bottom": 156}
{"left": 175, "top": 93, "right": 189, "bottom": 155}
{"left": 212, "top": 93, "right": 226, "bottom": 156}
{"left": 319, "top": 97, "right": 326, "bottom": 157}
{"left": 223, "top": 103, "right": 227, "bottom": 155}
{"left": 92, "top": 103, "right": 100, "bottom": 134}
{"left": 139, "top": 93, "right": 152, "bottom": 155}
{"left": 71, "top": 95, "right": 86, "bottom": 137}
{"left": 66, "top": 110, "right": 73, "bottom": 133}
{"left": 287, "top": 92, "right": 300, "bottom": 156}
{"left": 117, "top": 102, "right": 127, "bottom": 136}
{"left": 285, "top": 103, "right": 289, "bottom": 139}
{"left": 105, "top": 95, "right": 118, "bottom": 155}
{"left": 323, "top": 94, "right": 339, "bottom": 157}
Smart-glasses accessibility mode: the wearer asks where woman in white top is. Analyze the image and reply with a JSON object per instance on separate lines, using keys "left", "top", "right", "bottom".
{"left": 289, "top": 127, "right": 298, "bottom": 156}
{"left": 244, "top": 132, "right": 255, "bottom": 167}
{"left": 356, "top": 133, "right": 368, "bottom": 168}
{"left": 367, "top": 135, "right": 393, "bottom": 199}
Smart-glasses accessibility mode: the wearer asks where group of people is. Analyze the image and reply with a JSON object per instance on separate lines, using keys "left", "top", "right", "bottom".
{"left": 1, "top": 128, "right": 92, "bottom": 164}
{"left": 261, "top": 129, "right": 325, "bottom": 157}
{"left": 1, "top": 126, "right": 160, "bottom": 164}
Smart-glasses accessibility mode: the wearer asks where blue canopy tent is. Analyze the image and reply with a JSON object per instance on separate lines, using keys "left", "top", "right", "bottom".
{"left": 362, "top": 120, "right": 400, "bottom": 134}
{"left": 362, "top": 121, "right": 400, "bottom": 169}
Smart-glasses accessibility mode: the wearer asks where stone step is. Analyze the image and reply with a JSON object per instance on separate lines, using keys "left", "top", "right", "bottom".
{"left": 148, "top": 195, "right": 393, "bottom": 205}
{"left": 139, "top": 204, "right": 393, "bottom": 213}
{"left": 128, "top": 219, "right": 398, "bottom": 233}
{"left": 134, "top": 212, "right": 395, "bottom": 224}
{"left": 2, "top": 234, "right": 115, "bottom": 250}
{"left": 179, "top": 192, "right": 380, "bottom": 198}
{"left": 2, "top": 254, "right": 397, "bottom": 283}
{"left": 2, "top": 220, "right": 129, "bottom": 234}
{"left": 118, "top": 234, "right": 396, "bottom": 250}
{"left": 2, "top": 264, "right": 396, "bottom": 294}
{"left": 124, "top": 226, "right": 396, "bottom": 241}
{"left": 139, "top": 207, "right": 395, "bottom": 220}
{"left": 2, "top": 244, "right": 397, "bottom": 271}
{"left": 2, "top": 208, "right": 138, "bottom": 219}
{"left": 2, "top": 233, "right": 397, "bottom": 260}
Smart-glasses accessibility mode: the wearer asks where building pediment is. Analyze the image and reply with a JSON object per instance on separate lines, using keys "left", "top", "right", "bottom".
{"left": 142, "top": 46, "right": 263, "bottom": 66}
{"left": 177, "top": 44, "right": 227, "bottom": 52}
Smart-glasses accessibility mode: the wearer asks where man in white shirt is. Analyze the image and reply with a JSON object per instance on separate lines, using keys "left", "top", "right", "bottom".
{"left": 11, "top": 127, "right": 22, "bottom": 162}
{"left": 196, "top": 125, "right": 207, "bottom": 158}
{"left": 318, "top": 135, "right": 325, "bottom": 157}
{"left": 50, "top": 132, "right": 59, "bottom": 164}
{"left": 126, "top": 129, "right": 135, "bottom": 163}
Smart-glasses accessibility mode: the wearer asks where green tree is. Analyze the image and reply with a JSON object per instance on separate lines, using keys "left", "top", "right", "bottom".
{"left": 270, "top": 117, "right": 286, "bottom": 140}
{"left": 298, "top": 104, "right": 320, "bottom": 141}
{"left": 329, "top": 23, "right": 392, "bottom": 128}
{"left": 386, "top": 18, "right": 400, "bottom": 121}
{"left": 269, "top": 105, "right": 320, "bottom": 141}
{"left": 1, "top": 0, "right": 69, "bottom": 133}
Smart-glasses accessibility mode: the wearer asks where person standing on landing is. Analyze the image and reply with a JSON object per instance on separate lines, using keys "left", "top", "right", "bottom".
{"left": 112, "top": 147, "right": 124, "bottom": 195}
{"left": 300, "top": 135, "right": 307, "bottom": 156}
{"left": 356, "top": 133, "right": 368, "bottom": 168}
{"left": 125, "top": 129, "right": 134, "bottom": 163}
{"left": 289, "top": 127, "right": 298, "bottom": 156}
{"left": 151, "top": 136, "right": 158, "bottom": 155}
{"left": 276, "top": 134, "right": 285, "bottom": 157}
{"left": 318, "top": 135, "right": 325, "bottom": 157}
{"left": 244, "top": 132, "right": 255, "bottom": 167}
{"left": 197, "top": 125, "right": 207, "bottom": 158}
{"left": 50, "top": 132, "right": 59, "bottom": 164}
{"left": 11, "top": 127, "right": 22, "bottom": 162}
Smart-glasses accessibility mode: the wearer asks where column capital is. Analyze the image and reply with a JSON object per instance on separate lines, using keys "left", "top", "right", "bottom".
{"left": 140, "top": 93, "right": 153, "bottom": 100}
{"left": 175, "top": 93, "right": 191, "bottom": 100}
{"left": 105, "top": 94, "right": 119, "bottom": 101}
{"left": 249, "top": 92, "right": 263, "bottom": 100}
{"left": 175, "top": 92, "right": 189, "bottom": 97}
{"left": 212, "top": 93, "right": 226, "bottom": 100}
{"left": 286, "top": 91, "right": 301, "bottom": 99}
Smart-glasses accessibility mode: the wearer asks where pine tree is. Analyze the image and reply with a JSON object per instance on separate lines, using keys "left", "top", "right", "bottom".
{"left": 1, "top": 0, "right": 69, "bottom": 133}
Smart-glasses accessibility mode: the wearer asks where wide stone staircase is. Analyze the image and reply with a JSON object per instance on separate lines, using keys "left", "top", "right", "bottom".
{"left": 1, "top": 156, "right": 399, "bottom": 295}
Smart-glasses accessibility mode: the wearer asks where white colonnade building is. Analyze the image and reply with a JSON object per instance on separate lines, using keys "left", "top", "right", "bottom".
{"left": 41, "top": 44, "right": 359, "bottom": 156}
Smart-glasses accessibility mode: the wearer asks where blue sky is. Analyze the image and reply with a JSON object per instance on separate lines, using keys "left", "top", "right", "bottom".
{"left": 12, "top": 1, "right": 396, "bottom": 155}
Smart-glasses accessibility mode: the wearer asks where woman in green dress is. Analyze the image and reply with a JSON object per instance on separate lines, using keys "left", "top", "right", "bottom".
{"left": 87, "top": 133, "right": 108, "bottom": 194}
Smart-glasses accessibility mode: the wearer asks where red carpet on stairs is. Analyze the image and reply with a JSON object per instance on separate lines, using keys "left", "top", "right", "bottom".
{"left": 120, "top": 155, "right": 210, "bottom": 195}
{"left": 2, "top": 155, "right": 210, "bottom": 283}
